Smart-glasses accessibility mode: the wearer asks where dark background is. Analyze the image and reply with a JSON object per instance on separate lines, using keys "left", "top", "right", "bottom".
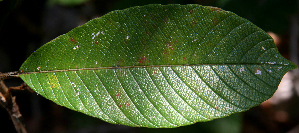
{"left": 0, "top": 0, "right": 298, "bottom": 132}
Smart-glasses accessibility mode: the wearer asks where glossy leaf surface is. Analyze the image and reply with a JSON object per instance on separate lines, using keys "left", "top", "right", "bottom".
{"left": 19, "top": 4, "right": 297, "bottom": 128}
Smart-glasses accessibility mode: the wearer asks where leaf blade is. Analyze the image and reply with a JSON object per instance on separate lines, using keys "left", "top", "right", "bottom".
{"left": 19, "top": 4, "right": 297, "bottom": 128}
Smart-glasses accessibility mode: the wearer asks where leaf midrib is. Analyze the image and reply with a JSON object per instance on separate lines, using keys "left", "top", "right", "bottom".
{"left": 20, "top": 63, "right": 289, "bottom": 74}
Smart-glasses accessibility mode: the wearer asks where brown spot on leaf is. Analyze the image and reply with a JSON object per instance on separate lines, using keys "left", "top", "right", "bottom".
{"left": 117, "top": 59, "right": 123, "bottom": 66}
{"left": 139, "top": 56, "right": 146, "bottom": 63}
{"left": 213, "top": 17, "right": 218, "bottom": 25}
{"left": 126, "top": 103, "right": 130, "bottom": 107}
{"left": 189, "top": 10, "right": 193, "bottom": 14}
{"left": 151, "top": 14, "right": 155, "bottom": 20}
{"left": 166, "top": 42, "right": 170, "bottom": 47}
{"left": 166, "top": 42, "right": 174, "bottom": 50}
{"left": 70, "top": 37, "right": 76, "bottom": 43}
{"left": 210, "top": 7, "right": 223, "bottom": 12}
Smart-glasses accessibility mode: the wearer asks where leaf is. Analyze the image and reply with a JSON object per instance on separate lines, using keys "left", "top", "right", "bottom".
{"left": 19, "top": 4, "right": 297, "bottom": 128}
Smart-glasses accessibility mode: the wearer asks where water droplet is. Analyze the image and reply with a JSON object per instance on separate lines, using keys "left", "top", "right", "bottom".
{"left": 149, "top": 116, "right": 155, "bottom": 120}
{"left": 267, "top": 62, "right": 276, "bottom": 64}
{"left": 71, "top": 82, "right": 76, "bottom": 87}
{"left": 255, "top": 69, "right": 262, "bottom": 75}
{"left": 262, "top": 47, "right": 266, "bottom": 50}
{"left": 37, "top": 66, "right": 41, "bottom": 70}
{"left": 73, "top": 45, "right": 79, "bottom": 50}
{"left": 126, "top": 36, "right": 129, "bottom": 39}
{"left": 96, "top": 31, "right": 101, "bottom": 36}
{"left": 226, "top": 106, "right": 233, "bottom": 110}
{"left": 240, "top": 67, "right": 245, "bottom": 72}
{"left": 76, "top": 92, "right": 79, "bottom": 96}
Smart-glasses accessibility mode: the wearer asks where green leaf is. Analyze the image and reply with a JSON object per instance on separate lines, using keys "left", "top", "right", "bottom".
{"left": 19, "top": 4, "right": 297, "bottom": 128}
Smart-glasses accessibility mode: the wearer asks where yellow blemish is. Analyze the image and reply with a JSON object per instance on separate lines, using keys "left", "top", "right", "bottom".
{"left": 47, "top": 73, "right": 60, "bottom": 89}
